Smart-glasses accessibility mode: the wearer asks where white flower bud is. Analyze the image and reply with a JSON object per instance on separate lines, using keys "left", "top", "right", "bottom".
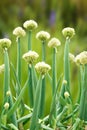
{"left": 0, "top": 38, "right": 11, "bottom": 50}
{"left": 22, "top": 50, "right": 39, "bottom": 64}
{"left": 4, "top": 102, "right": 9, "bottom": 110}
{"left": 63, "top": 80, "right": 67, "bottom": 85}
{"left": 13, "top": 27, "right": 26, "bottom": 38}
{"left": 36, "top": 31, "right": 50, "bottom": 41}
{"left": 6, "top": 90, "right": 11, "bottom": 96}
{"left": 64, "top": 91, "right": 70, "bottom": 98}
{"left": 48, "top": 38, "right": 61, "bottom": 48}
{"left": 62, "top": 27, "right": 75, "bottom": 39}
{"left": 75, "top": 51, "right": 87, "bottom": 65}
{"left": 23, "top": 20, "right": 38, "bottom": 30}
{"left": 35, "top": 62, "right": 51, "bottom": 75}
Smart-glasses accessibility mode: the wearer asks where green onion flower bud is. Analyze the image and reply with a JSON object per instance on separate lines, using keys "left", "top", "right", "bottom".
{"left": 35, "top": 62, "right": 51, "bottom": 75}
{"left": 4, "top": 102, "right": 9, "bottom": 110}
{"left": 36, "top": 31, "right": 50, "bottom": 41}
{"left": 63, "top": 80, "right": 67, "bottom": 85}
{"left": 23, "top": 20, "right": 38, "bottom": 30}
{"left": 75, "top": 51, "right": 87, "bottom": 65}
{"left": 64, "top": 91, "right": 70, "bottom": 98}
{"left": 22, "top": 50, "right": 39, "bottom": 64}
{"left": 48, "top": 37, "right": 61, "bottom": 48}
{"left": 13, "top": 27, "right": 26, "bottom": 38}
{"left": 6, "top": 90, "right": 11, "bottom": 96}
{"left": 62, "top": 27, "right": 75, "bottom": 39}
{"left": 0, "top": 38, "right": 11, "bottom": 50}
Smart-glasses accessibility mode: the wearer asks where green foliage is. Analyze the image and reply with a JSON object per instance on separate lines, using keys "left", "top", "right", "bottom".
{"left": 0, "top": 20, "right": 87, "bottom": 130}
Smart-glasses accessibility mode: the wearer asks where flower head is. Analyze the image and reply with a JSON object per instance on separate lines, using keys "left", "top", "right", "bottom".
{"left": 62, "top": 27, "right": 75, "bottom": 39}
{"left": 22, "top": 50, "right": 39, "bottom": 64}
{"left": 13, "top": 27, "right": 26, "bottom": 38}
{"left": 69, "top": 53, "right": 75, "bottom": 63}
{"left": 63, "top": 80, "right": 67, "bottom": 85}
{"left": 75, "top": 51, "right": 87, "bottom": 65}
{"left": 0, "top": 38, "right": 11, "bottom": 50}
{"left": 36, "top": 31, "right": 50, "bottom": 41}
{"left": 23, "top": 20, "right": 38, "bottom": 30}
{"left": 64, "top": 91, "right": 70, "bottom": 98}
{"left": 4, "top": 102, "right": 9, "bottom": 110}
{"left": 48, "top": 38, "right": 61, "bottom": 48}
{"left": 6, "top": 90, "right": 11, "bottom": 96}
{"left": 0, "top": 64, "right": 4, "bottom": 74}
{"left": 35, "top": 62, "right": 51, "bottom": 75}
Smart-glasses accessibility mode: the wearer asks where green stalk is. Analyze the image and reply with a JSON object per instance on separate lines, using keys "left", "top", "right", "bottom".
{"left": 64, "top": 38, "right": 70, "bottom": 92}
{"left": 52, "top": 48, "right": 57, "bottom": 95}
{"left": 28, "top": 65, "right": 34, "bottom": 107}
{"left": 77, "top": 65, "right": 83, "bottom": 104}
{"left": 16, "top": 37, "right": 21, "bottom": 95}
{"left": 39, "top": 40, "right": 46, "bottom": 117}
{"left": 30, "top": 75, "right": 42, "bottom": 130}
{"left": 4, "top": 49, "right": 10, "bottom": 101}
{"left": 4, "top": 49, "right": 17, "bottom": 126}
{"left": 28, "top": 30, "right": 32, "bottom": 50}
{"left": 49, "top": 48, "right": 57, "bottom": 128}
{"left": 60, "top": 38, "right": 70, "bottom": 96}
{"left": 79, "top": 64, "right": 87, "bottom": 121}
{"left": 58, "top": 38, "right": 70, "bottom": 113}
{"left": 42, "top": 41, "right": 46, "bottom": 61}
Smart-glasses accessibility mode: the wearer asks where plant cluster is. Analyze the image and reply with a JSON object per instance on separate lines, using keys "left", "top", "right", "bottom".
{"left": 0, "top": 20, "right": 87, "bottom": 130}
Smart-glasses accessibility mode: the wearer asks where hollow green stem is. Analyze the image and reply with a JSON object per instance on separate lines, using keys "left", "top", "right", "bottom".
{"left": 64, "top": 38, "right": 70, "bottom": 92}
{"left": 4, "top": 49, "right": 10, "bottom": 101}
{"left": 42, "top": 41, "right": 46, "bottom": 61}
{"left": 52, "top": 48, "right": 57, "bottom": 95}
{"left": 28, "top": 30, "right": 32, "bottom": 50}
{"left": 79, "top": 64, "right": 87, "bottom": 121}
{"left": 39, "top": 40, "right": 46, "bottom": 118}
{"left": 3, "top": 49, "right": 17, "bottom": 126}
{"left": 16, "top": 37, "right": 21, "bottom": 95}
{"left": 30, "top": 75, "right": 42, "bottom": 130}
{"left": 28, "top": 65, "right": 34, "bottom": 107}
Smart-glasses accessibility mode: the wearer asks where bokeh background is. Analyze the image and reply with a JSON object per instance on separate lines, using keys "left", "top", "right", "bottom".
{"left": 0, "top": 0, "right": 87, "bottom": 117}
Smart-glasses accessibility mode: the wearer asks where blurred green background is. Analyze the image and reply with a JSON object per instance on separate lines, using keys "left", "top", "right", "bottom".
{"left": 0, "top": 0, "right": 87, "bottom": 116}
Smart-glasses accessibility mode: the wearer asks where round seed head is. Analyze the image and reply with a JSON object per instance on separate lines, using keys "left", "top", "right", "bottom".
{"left": 23, "top": 20, "right": 38, "bottom": 30}
{"left": 4, "top": 102, "right": 9, "bottom": 110}
{"left": 22, "top": 50, "right": 39, "bottom": 64}
{"left": 62, "top": 27, "right": 75, "bottom": 39}
{"left": 48, "top": 37, "right": 61, "bottom": 48}
{"left": 75, "top": 51, "right": 87, "bottom": 65}
{"left": 13, "top": 27, "right": 26, "bottom": 38}
{"left": 6, "top": 90, "right": 11, "bottom": 96}
{"left": 64, "top": 91, "right": 70, "bottom": 98}
{"left": 0, "top": 38, "right": 11, "bottom": 50}
{"left": 35, "top": 62, "right": 51, "bottom": 75}
{"left": 63, "top": 80, "right": 67, "bottom": 85}
{"left": 36, "top": 31, "right": 50, "bottom": 41}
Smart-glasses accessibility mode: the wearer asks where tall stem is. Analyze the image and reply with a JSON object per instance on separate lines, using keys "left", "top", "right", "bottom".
{"left": 79, "top": 64, "right": 87, "bottom": 121}
{"left": 52, "top": 48, "right": 57, "bottom": 95}
{"left": 30, "top": 75, "right": 42, "bottom": 130}
{"left": 16, "top": 37, "right": 21, "bottom": 95}
{"left": 39, "top": 41, "right": 46, "bottom": 117}
{"left": 42, "top": 41, "right": 46, "bottom": 61}
{"left": 4, "top": 49, "right": 17, "bottom": 126}
{"left": 64, "top": 38, "right": 70, "bottom": 92}
{"left": 28, "top": 31, "right": 32, "bottom": 50}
